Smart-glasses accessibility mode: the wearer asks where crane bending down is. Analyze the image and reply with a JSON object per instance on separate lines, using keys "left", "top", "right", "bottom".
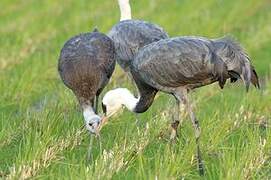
{"left": 102, "top": 36, "right": 259, "bottom": 175}
{"left": 108, "top": 0, "right": 169, "bottom": 73}
{"left": 58, "top": 29, "right": 116, "bottom": 134}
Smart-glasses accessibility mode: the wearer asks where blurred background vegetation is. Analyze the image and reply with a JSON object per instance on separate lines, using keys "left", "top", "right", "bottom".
{"left": 0, "top": 0, "right": 270, "bottom": 179}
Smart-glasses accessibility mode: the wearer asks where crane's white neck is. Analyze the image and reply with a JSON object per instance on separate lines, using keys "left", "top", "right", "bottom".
{"left": 83, "top": 106, "right": 96, "bottom": 123}
{"left": 102, "top": 88, "right": 139, "bottom": 117}
{"left": 118, "top": 0, "right": 132, "bottom": 21}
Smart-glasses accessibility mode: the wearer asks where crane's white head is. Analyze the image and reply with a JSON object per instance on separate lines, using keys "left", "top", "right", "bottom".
{"left": 118, "top": 0, "right": 132, "bottom": 21}
{"left": 102, "top": 88, "right": 138, "bottom": 117}
{"left": 83, "top": 106, "right": 101, "bottom": 134}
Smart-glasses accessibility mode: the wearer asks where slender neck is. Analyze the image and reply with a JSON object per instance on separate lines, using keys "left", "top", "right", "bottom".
{"left": 83, "top": 105, "right": 95, "bottom": 122}
{"left": 132, "top": 89, "right": 158, "bottom": 113}
{"left": 118, "top": 0, "right": 131, "bottom": 21}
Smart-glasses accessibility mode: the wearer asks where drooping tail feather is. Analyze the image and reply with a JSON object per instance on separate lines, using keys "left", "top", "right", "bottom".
{"left": 213, "top": 36, "right": 260, "bottom": 91}
{"left": 250, "top": 65, "right": 260, "bottom": 89}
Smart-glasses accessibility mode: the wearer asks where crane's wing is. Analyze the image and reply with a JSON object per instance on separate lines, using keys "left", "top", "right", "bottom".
{"left": 133, "top": 37, "right": 228, "bottom": 89}
{"left": 108, "top": 20, "right": 169, "bottom": 70}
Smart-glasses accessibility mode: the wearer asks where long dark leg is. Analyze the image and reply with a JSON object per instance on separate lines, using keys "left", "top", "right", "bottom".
{"left": 175, "top": 89, "right": 204, "bottom": 176}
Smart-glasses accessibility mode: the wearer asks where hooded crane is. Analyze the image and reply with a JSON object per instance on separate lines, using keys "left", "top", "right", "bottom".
{"left": 58, "top": 29, "right": 116, "bottom": 134}
{"left": 102, "top": 36, "right": 259, "bottom": 175}
{"left": 108, "top": 0, "right": 169, "bottom": 73}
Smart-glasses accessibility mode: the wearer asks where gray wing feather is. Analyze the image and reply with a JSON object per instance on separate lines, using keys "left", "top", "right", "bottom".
{"left": 133, "top": 36, "right": 259, "bottom": 91}
{"left": 133, "top": 37, "right": 219, "bottom": 89}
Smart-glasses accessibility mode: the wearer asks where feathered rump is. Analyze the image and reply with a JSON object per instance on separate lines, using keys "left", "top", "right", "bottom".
{"left": 213, "top": 36, "right": 260, "bottom": 90}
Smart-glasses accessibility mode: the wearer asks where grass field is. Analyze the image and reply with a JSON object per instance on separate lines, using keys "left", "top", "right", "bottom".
{"left": 1, "top": 0, "right": 271, "bottom": 179}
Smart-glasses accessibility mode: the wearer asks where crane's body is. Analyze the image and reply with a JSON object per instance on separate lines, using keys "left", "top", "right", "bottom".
{"left": 132, "top": 36, "right": 259, "bottom": 98}
{"left": 58, "top": 30, "right": 116, "bottom": 134}
{"left": 132, "top": 36, "right": 220, "bottom": 93}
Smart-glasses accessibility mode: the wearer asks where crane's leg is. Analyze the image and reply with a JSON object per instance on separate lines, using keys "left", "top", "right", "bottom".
{"left": 175, "top": 89, "right": 204, "bottom": 176}
{"left": 170, "top": 99, "right": 180, "bottom": 140}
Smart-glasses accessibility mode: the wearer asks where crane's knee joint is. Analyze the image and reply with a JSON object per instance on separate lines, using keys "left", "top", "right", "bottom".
{"left": 171, "top": 120, "right": 180, "bottom": 130}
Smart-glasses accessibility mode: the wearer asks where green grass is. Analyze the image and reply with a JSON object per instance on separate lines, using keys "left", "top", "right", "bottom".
{"left": 1, "top": 0, "right": 271, "bottom": 179}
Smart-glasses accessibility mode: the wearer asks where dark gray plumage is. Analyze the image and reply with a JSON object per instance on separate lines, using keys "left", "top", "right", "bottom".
{"left": 108, "top": 19, "right": 169, "bottom": 72}
{"left": 59, "top": 31, "right": 115, "bottom": 109}
{"left": 128, "top": 36, "right": 259, "bottom": 175}
{"left": 58, "top": 30, "right": 116, "bottom": 133}
{"left": 102, "top": 36, "right": 259, "bottom": 175}
{"left": 132, "top": 36, "right": 259, "bottom": 111}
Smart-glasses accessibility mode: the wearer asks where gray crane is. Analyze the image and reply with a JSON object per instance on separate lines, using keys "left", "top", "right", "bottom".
{"left": 108, "top": 0, "right": 169, "bottom": 72}
{"left": 58, "top": 29, "right": 116, "bottom": 134}
{"left": 102, "top": 36, "right": 259, "bottom": 175}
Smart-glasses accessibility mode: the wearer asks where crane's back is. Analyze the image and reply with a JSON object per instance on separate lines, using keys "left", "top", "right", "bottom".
{"left": 58, "top": 32, "right": 116, "bottom": 100}
{"left": 108, "top": 19, "right": 168, "bottom": 71}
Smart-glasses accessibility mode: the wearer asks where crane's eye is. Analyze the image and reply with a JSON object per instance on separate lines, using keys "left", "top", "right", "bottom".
{"left": 102, "top": 103, "right": 107, "bottom": 115}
